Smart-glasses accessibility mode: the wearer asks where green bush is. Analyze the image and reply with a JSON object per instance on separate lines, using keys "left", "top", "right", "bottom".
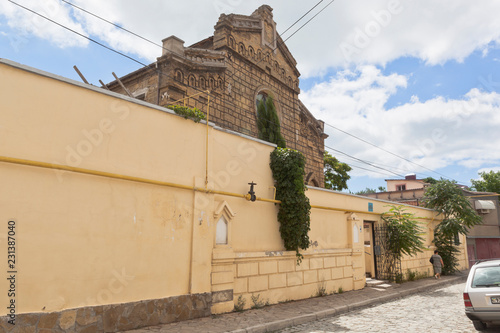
{"left": 166, "top": 105, "right": 206, "bottom": 123}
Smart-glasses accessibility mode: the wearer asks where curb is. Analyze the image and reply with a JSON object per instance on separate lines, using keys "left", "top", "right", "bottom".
{"left": 230, "top": 273, "right": 468, "bottom": 333}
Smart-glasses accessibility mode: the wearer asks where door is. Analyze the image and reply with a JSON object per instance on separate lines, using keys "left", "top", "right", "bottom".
{"left": 364, "top": 221, "right": 375, "bottom": 278}
{"left": 373, "top": 224, "right": 401, "bottom": 281}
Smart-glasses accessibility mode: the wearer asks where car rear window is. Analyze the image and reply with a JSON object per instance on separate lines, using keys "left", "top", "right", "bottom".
{"left": 472, "top": 266, "right": 500, "bottom": 288}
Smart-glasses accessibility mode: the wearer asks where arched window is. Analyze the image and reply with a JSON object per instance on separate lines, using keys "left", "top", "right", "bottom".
{"left": 175, "top": 69, "right": 183, "bottom": 83}
{"left": 255, "top": 89, "right": 285, "bottom": 147}
{"left": 239, "top": 43, "right": 246, "bottom": 55}
{"left": 216, "top": 216, "right": 228, "bottom": 245}
{"left": 248, "top": 46, "right": 255, "bottom": 59}
{"left": 189, "top": 75, "right": 196, "bottom": 87}
{"left": 200, "top": 77, "right": 206, "bottom": 89}
{"left": 228, "top": 36, "right": 236, "bottom": 49}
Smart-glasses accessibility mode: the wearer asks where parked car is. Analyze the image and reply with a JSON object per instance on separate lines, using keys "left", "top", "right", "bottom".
{"left": 464, "top": 259, "right": 500, "bottom": 331}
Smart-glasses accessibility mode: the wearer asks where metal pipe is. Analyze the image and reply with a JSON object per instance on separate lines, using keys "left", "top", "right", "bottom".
{"left": 0, "top": 155, "right": 438, "bottom": 219}
{"left": 206, "top": 92, "right": 210, "bottom": 189}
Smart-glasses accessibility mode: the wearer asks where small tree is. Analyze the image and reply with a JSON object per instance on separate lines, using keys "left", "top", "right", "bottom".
{"left": 471, "top": 170, "right": 500, "bottom": 194}
{"left": 257, "top": 96, "right": 286, "bottom": 148}
{"left": 382, "top": 205, "right": 425, "bottom": 280}
{"left": 324, "top": 151, "right": 352, "bottom": 191}
{"left": 423, "top": 179, "right": 482, "bottom": 274}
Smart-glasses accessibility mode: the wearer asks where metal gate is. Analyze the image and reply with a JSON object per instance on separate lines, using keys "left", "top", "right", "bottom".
{"left": 373, "top": 224, "right": 401, "bottom": 281}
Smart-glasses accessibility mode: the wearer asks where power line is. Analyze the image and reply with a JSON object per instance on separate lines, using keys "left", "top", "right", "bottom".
{"left": 324, "top": 122, "right": 456, "bottom": 181}
{"left": 222, "top": 0, "right": 334, "bottom": 86}
{"left": 11, "top": 0, "right": 455, "bottom": 184}
{"left": 61, "top": 0, "right": 163, "bottom": 50}
{"left": 280, "top": 1, "right": 325, "bottom": 36}
{"left": 57, "top": 0, "right": 330, "bottom": 118}
{"left": 325, "top": 144, "right": 405, "bottom": 178}
{"left": 7, "top": 0, "right": 151, "bottom": 69}
{"left": 281, "top": 0, "right": 335, "bottom": 44}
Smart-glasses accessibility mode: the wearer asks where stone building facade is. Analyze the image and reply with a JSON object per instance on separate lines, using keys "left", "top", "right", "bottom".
{"left": 107, "top": 5, "right": 327, "bottom": 186}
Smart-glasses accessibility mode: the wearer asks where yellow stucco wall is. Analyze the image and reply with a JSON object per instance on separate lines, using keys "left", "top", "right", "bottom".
{"left": 0, "top": 60, "right": 467, "bottom": 320}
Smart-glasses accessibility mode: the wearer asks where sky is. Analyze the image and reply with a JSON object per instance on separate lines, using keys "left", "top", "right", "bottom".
{"left": 1, "top": 0, "right": 500, "bottom": 193}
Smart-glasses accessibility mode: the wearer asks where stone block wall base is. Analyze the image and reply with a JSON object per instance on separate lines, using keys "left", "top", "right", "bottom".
{"left": 0, "top": 292, "right": 211, "bottom": 333}
{"left": 211, "top": 301, "right": 234, "bottom": 314}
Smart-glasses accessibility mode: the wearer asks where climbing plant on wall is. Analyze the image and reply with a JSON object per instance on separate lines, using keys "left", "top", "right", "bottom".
{"left": 257, "top": 96, "right": 286, "bottom": 148}
{"left": 270, "top": 147, "right": 310, "bottom": 263}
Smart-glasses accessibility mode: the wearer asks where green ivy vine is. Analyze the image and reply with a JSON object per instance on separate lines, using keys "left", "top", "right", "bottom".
{"left": 166, "top": 105, "right": 206, "bottom": 123}
{"left": 270, "top": 147, "right": 311, "bottom": 263}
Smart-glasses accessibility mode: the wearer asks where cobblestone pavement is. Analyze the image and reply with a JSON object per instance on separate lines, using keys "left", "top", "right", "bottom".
{"left": 276, "top": 283, "right": 499, "bottom": 333}
{"left": 124, "top": 274, "right": 471, "bottom": 333}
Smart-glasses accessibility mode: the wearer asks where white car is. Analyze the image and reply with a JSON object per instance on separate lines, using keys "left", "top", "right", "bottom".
{"left": 464, "top": 259, "right": 500, "bottom": 331}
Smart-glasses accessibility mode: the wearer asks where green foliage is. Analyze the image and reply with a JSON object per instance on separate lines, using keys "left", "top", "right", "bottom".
{"left": 250, "top": 294, "right": 269, "bottom": 309}
{"left": 234, "top": 295, "right": 246, "bottom": 312}
{"left": 324, "top": 151, "right": 352, "bottom": 191}
{"left": 423, "top": 179, "right": 482, "bottom": 235}
{"left": 382, "top": 205, "right": 425, "bottom": 257}
{"left": 423, "top": 177, "right": 437, "bottom": 184}
{"left": 257, "top": 96, "right": 286, "bottom": 148}
{"left": 471, "top": 170, "right": 500, "bottom": 194}
{"left": 423, "top": 179, "right": 483, "bottom": 274}
{"left": 433, "top": 230, "right": 460, "bottom": 275}
{"left": 378, "top": 186, "right": 386, "bottom": 192}
{"left": 406, "top": 269, "right": 417, "bottom": 281}
{"left": 355, "top": 187, "right": 378, "bottom": 195}
{"left": 315, "top": 281, "right": 327, "bottom": 297}
{"left": 270, "top": 148, "right": 311, "bottom": 263}
{"left": 337, "top": 286, "right": 344, "bottom": 294}
{"left": 382, "top": 205, "right": 425, "bottom": 278}
{"left": 166, "top": 105, "right": 206, "bottom": 123}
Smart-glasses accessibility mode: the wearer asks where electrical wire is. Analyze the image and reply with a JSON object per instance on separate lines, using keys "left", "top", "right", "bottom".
{"left": 8, "top": 0, "right": 465, "bottom": 184}
{"left": 324, "top": 123, "right": 457, "bottom": 181}
{"left": 325, "top": 145, "right": 405, "bottom": 178}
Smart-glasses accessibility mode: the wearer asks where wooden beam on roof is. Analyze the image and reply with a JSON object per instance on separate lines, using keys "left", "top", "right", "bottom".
{"left": 73, "top": 65, "right": 89, "bottom": 84}
{"left": 99, "top": 80, "right": 110, "bottom": 90}
{"left": 112, "top": 72, "right": 133, "bottom": 97}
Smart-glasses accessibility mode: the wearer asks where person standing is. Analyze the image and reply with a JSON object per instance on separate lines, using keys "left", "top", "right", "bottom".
{"left": 431, "top": 250, "right": 444, "bottom": 279}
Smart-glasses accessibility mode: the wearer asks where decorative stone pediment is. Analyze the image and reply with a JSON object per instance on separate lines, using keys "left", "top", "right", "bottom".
{"left": 214, "top": 200, "right": 236, "bottom": 220}
{"left": 214, "top": 5, "right": 300, "bottom": 86}
{"left": 214, "top": 201, "right": 235, "bottom": 247}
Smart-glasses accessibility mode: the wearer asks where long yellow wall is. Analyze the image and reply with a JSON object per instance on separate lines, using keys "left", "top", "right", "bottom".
{"left": 0, "top": 60, "right": 467, "bottom": 325}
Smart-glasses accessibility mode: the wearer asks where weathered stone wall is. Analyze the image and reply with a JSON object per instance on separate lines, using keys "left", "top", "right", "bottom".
{"left": 0, "top": 293, "right": 211, "bottom": 332}
{"left": 107, "top": 5, "right": 326, "bottom": 187}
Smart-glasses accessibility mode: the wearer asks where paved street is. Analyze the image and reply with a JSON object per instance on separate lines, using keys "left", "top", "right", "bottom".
{"left": 276, "top": 283, "right": 499, "bottom": 333}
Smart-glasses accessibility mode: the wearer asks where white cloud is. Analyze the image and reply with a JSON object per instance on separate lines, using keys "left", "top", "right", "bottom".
{"left": 0, "top": 0, "right": 88, "bottom": 48}
{"left": 477, "top": 167, "right": 500, "bottom": 174}
{"left": 301, "top": 65, "right": 500, "bottom": 179}
{"left": 2, "top": 1, "right": 500, "bottom": 75}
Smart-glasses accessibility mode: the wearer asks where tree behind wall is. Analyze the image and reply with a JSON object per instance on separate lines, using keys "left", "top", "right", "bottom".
{"left": 324, "top": 151, "right": 352, "bottom": 191}
{"left": 423, "top": 179, "right": 482, "bottom": 274}
{"left": 257, "top": 96, "right": 286, "bottom": 148}
{"left": 471, "top": 170, "right": 500, "bottom": 194}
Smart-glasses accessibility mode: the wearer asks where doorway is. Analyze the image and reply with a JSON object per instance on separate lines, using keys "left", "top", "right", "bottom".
{"left": 363, "top": 221, "right": 376, "bottom": 278}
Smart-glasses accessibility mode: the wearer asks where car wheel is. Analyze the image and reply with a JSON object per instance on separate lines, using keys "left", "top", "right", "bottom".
{"left": 473, "top": 320, "right": 487, "bottom": 331}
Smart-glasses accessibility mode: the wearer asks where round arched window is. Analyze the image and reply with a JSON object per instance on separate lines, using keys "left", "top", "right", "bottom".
{"left": 255, "top": 90, "right": 286, "bottom": 147}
